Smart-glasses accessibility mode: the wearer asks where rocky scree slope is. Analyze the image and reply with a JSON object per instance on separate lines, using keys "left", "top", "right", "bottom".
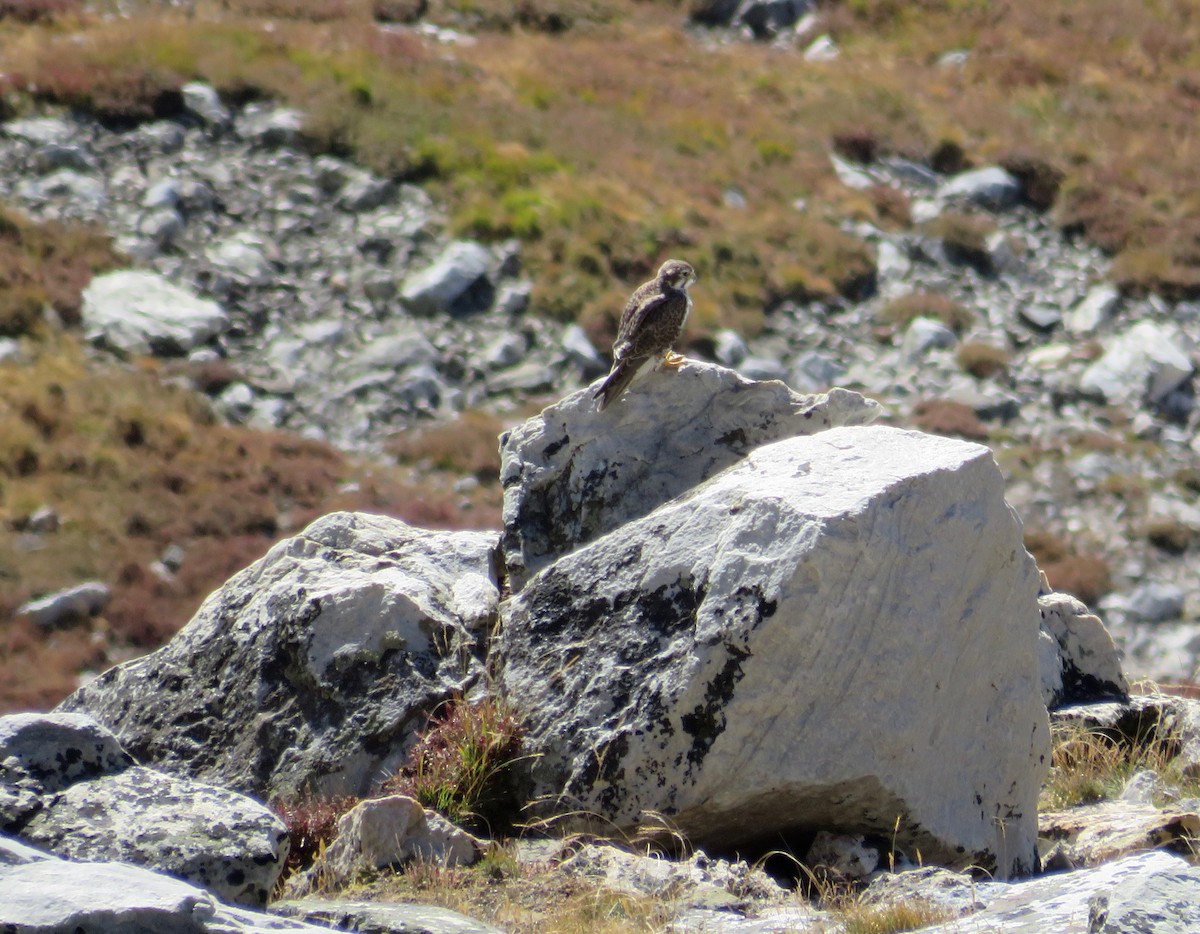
{"left": 2, "top": 84, "right": 1200, "bottom": 685}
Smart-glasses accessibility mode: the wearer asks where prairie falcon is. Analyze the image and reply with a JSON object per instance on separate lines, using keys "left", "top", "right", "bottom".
{"left": 594, "top": 258, "right": 697, "bottom": 412}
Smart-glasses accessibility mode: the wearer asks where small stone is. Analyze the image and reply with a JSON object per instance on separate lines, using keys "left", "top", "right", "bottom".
{"left": 181, "top": 82, "right": 231, "bottom": 129}
{"left": 401, "top": 241, "right": 493, "bottom": 317}
{"left": 902, "top": 317, "right": 958, "bottom": 359}
{"left": 789, "top": 351, "right": 845, "bottom": 393}
{"left": 1124, "top": 582, "right": 1186, "bottom": 624}
{"left": 713, "top": 329, "right": 749, "bottom": 367}
{"left": 561, "top": 324, "right": 606, "bottom": 375}
{"left": 32, "top": 145, "right": 96, "bottom": 174}
{"left": 17, "top": 583, "right": 111, "bottom": 629}
{"left": 338, "top": 172, "right": 394, "bottom": 212}
{"left": 483, "top": 333, "right": 526, "bottom": 370}
{"left": 938, "top": 166, "right": 1023, "bottom": 210}
{"left": 1018, "top": 302, "right": 1063, "bottom": 332}
{"left": 1067, "top": 285, "right": 1120, "bottom": 336}
{"left": 3, "top": 117, "right": 76, "bottom": 146}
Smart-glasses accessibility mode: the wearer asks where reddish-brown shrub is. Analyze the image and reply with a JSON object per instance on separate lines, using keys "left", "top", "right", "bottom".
{"left": 911, "top": 399, "right": 989, "bottom": 441}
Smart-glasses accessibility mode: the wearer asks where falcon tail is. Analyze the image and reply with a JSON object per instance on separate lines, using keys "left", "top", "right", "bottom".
{"left": 594, "top": 357, "right": 646, "bottom": 412}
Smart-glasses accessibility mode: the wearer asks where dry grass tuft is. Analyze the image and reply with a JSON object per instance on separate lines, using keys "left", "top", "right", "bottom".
{"left": 837, "top": 898, "right": 957, "bottom": 934}
{"left": 910, "top": 399, "right": 988, "bottom": 441}
{"left": 381, "top": 696, "right": 525, "bottom": 835}
{"left": 956, "top": 340, "right": 1010, "bottom": 379}
{"left": 878, "top": 291, "right": 974, "bottom": 334}
{"left": 1039, "top": 714, "right": 1196, "bottom": 811}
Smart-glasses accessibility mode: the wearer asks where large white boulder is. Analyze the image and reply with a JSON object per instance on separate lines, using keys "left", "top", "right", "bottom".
{"left": 499, "top": 360, "right": 880, "bottom": 590}
{"left": 82, "top": 269, "right": 229, "bottom": 356}
{"left": 58, "top": 512, "right": 501, "bottom": 801}
{"left": 496, "top": 425, "right": 1049, "bottom": 876}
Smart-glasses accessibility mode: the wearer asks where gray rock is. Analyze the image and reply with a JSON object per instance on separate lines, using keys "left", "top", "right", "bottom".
{"left": 803, "top": 34, "right": 839, "bottom": 61}
{"left": 207, "top": 232, "right": 276, "bottom": 286}
{"left": 237, "top": 105, "right": 305, "bottom": 148}
{"left": 1080, "top": 320, "right": 1194, "bottom": 406}
{"left": 26, "top": 505, "right": 59, "bottom": 533}
{"left": 1119, "top": 769, "right": 1169, "bottom": 805}
{"left": 349, "top": 328, "right": 438, "bottom": 371}
{"left": 363, "top": 275, "right": 397, "bottom": 308}
{"left": 401, "top": 241, "right": 493, "bottom": 317}
{"left": 0, "top": 849, "right": 336, "bottom": 934}
{"left": 138, "top": 208, "right": 186, "bottom": 249}
{"left": 20, "top": 765, "right": 287, "bottom": 907}
{"left": 32, "top": 144, "right": 96, "bottom": 174}
{"left": 561, "top": 324, "right": 606, "bottom": 376}
{"left": 493, "top": 280, "right": 531, "bottom": 315}
{"left": 1018, "top": 301, "right": 1063, "bottom": 331}
{"left": 338, "top": 172, "right": 394, "bottom": 212}
{"left": 82, "top": 270, "right": 229, "bottom": 356}
{"left": 1067, "top": 284, "right": 1121, "bottom": 336}
{"left": 3, "top": 117, "right": 76, "bottom": 146}
{"left": 0, "top": 712, "right": 132, "bottom": 797}
{"left": 487, "top": 360, "right": 556, "bottom": 394}
{"left": 1131, "top": 582, "right": 1188, "bottom": 622}
{"left": 499, "top": 360, "right": 880, "bottom": 589}
{"left": 59, "top": 513, "right": 501, "bottom": 801}
{"left": 557, "top": 843, "right": 784, "bottom": 910}
{"left": 938, "top": 166, "right": 1023, "bottom": 210}
{"left": 293, "top": 795, "right": 481, "bottom": 894}
{"left": 483, "top": 332, "right": 526, "bottom": 370}
{"left": 182, "top": 82, "right": 232, "bottom": 130}
{"left": 274, "top": 899, "right": 506, "bottom": 934}
{"left": 788, "top": 351, "right": 845, "bottom": 393}
{"left": 497, "top": 425, "right": 1048, "bottom": 876}
{"left": 143, "top": 179, "right": 182, "bottom": 209}
{"left": 18, "top": 169, "right": 107, "bottom": 208}
{"left": 16, "top": 582, "right": 111, "bottom": 629}
{"left": 901, "top": 317, "right": 957, "bottom": 359}
{"left": 713, "top": 329, "right": 749, "bottom": 367}
{"left": 135, "top": 121, "right": 187, "bottom": 154}
{"left": 915, "top": 850, "right": 1200, "bottom": 933}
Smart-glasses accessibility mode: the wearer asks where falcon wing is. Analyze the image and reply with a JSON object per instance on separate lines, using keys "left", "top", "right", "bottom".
{"left": 613, "top": 289, "right": 677, "bottom": 361}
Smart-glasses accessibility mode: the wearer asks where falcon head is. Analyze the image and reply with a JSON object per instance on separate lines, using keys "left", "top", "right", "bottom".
{"left": 656, "top": 259, "right": 696, "bottom": 291}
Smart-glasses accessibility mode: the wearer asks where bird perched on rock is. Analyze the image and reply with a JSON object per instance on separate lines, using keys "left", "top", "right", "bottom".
{"left": 594, "top": 258, "right": 697, "bottom": 412}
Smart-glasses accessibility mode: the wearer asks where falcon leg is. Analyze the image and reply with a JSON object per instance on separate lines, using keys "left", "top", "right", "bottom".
{"left": 661, "top": 351, "right": 687, "bottom": 369}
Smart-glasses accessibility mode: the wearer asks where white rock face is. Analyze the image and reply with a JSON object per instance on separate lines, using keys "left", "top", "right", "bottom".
{"left": 82, "top": 269, "right": 229, "bottom": 356}
{"left": 59, "top": 513, "right": 501, "bottom": 801}
{"left": 298, "top": 795, "right": 482, "bottom": 893}
{"left": 1038, "top": 588, "right": 1129, "bottom": 708}
{"left": 1079, "top": 319, "right": 1194, "bottom": 405}
{"left": 497, "top": 425, "right": 1049, "bottom": 876}
{"left": 499, "top": 360, "right": 880, "bottom": 590}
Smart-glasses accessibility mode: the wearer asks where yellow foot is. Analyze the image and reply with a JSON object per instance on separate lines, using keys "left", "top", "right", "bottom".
{"left": 662, "top": 351, "right": 687, "bottom": 369}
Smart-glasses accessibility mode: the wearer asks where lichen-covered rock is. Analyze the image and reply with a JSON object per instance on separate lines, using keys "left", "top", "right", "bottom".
{"left": 496, "top": 425, "right": 1048, "bottom": 876}
{"left": 1037, "top": 585, "right": 1129, "bottom": 709}
{"left": 21, "top": 765, "right": 287, "bottom": 907}
{"left": 59, "top": 512, "right": 501, "bottom": 801}
{"left": 0, "top": 839, "right": 336, "bottom": 934}
{"left": 499, "top": 359, "right": 879, "bottom": 590}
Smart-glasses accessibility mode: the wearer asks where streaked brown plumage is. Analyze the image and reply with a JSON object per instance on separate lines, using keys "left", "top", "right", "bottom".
{"left": 594, "top": 259, "right": 696, "bottom": 412}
